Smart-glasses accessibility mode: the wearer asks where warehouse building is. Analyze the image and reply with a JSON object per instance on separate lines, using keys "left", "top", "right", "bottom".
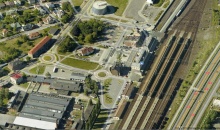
{"left": 18, "top": 92, "right": 73, "bottom": 128}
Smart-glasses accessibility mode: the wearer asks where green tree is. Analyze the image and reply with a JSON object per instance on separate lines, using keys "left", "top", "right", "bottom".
{"left": 84, "top": 88, "right": 88, "bottom": 96}
{"left": 89, "top": 99, "right": 93, "bottom": 106}
{"left": 85, "top": 34, "right": 93, "bottom": 43}
{"left": 45, "top": 72, "right": 51, "bottom": 78}
{"left": 4, "top": 88, "right": 9, "bottom": 100}
{"left": 22, "top": 35, "right": 29, "bottom": 42}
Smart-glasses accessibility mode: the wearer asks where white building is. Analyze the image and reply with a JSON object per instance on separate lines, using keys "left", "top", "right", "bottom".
{"left": 13, "top": 117, "right": 57, "bottom": 130}
{"left": 213, "top": 99, "right": 220, "bottom": 107}
{"left": 147, "top": 0, "right": 154, "bottom": 4}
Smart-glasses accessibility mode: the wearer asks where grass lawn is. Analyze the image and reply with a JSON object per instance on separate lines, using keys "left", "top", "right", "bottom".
{"left": 19, "top": 82, "right": 30, "bottom": 88}
{"left": 29, "top": 65, "right": 46, "bottom": 74}
{"left": 154, "top": 10, "right": 164, "bottom": 21}
{"left": 154, "top": 0, "right": 165, "bottom": 7}
{"left": 61, "top": 57, "right": 99, "bottom": 70}
{"left": 3, "top": 36, "right": 44, "bottom": 53}
{"left": 104, "top": 93, "right": 113, "bottom": 104}
{"left": 72, "top": 0, "right": 84, "bottom": 7}
{"left": 43, "top": 56, "right": 52, "bottom": 61}
{"left": 106, "top": 0, "right": 128, "bottom": 16}
{"left": 98, "top": 72, "right": 106, "bottom": 77}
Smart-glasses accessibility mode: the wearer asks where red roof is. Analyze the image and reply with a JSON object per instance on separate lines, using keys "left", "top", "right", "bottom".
{"left": 28, "top": 36, "right": 51, "bottom": 55}
{"left": 29, "top": 32, "right": 40, "bottom": 39}
{"left": 11, "top": 73, "right": 22, "bottom": 80}
{"left": 81, "top": 47, "right": 94, "bottom": 55}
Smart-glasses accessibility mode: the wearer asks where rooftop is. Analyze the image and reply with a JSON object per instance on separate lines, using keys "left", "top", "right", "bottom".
{"left": 28, "top": 36, "right": 51, "bottom": 55}
{"left": 10, "top": 73, "right": 22, "bottom": 80}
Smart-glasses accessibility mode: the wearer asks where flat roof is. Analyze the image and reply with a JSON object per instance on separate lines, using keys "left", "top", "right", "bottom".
{"left": 13, "top": 117, "right": 57, "bottom": 130}
{"left": 0, "top": 114, "right": 16, "bottom": 126}
{"left": 50, "top": 79, "right": 82, "bottom": 92}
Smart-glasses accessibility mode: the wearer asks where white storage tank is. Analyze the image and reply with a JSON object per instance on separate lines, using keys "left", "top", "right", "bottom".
{"left": 92, "top": 1, "right": 107, "bottom": 15}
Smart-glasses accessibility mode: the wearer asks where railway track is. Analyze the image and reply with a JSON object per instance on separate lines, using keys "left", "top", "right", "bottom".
{"left": 174, "top": 49, "right": 220, "bottom": 128}
{"left": 119, "top": 30, "right": 190, "bottom": 129}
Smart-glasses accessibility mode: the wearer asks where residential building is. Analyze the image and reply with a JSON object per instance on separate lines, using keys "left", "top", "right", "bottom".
{"left": 2, "top": 29, "right": 8, "bottom": 37}
{"left": 28, "top": 32, "right": 40, "bottom": 40}
{"left": 78, "top": 47, "right": 94, "bottom": 56}
{"left": 10, "top": 22, "right": 21, "bottom": 30}
{"left": 10, "top": 73, "right": 23, "bottom": 84}
{"left": 0, "top": 3, "right": 5, "bottom": 9}
{"left": 5, "top": 1, "right": 14, "bottom": 7}
{"left": 53, "top": 9, "right": 64, "bottom": 18}
{"left": 8, "top": 59, "right": 25, "bottom": 71}
{"left": 34, "top": 5, "right": 47, "bottom": 14}
{"left": 28, "top": 36, "right": 52, "bottom": 58}
{"left": 21, "top": 23, "right": 34, "bottom": 31}
{"left": 27, "top": 0, "right": 36, "bottom": 5}
{"left": 42, "top": 16, "right": 54, "bottom": 24}
{"left": 45, "top": 2, "right": 54, "bottom": 9}
{"left": 14, "top": 0, "right": 21, "bottom": 5}
{"left": 6, "top": 9, "right": 17, "bottom": 15}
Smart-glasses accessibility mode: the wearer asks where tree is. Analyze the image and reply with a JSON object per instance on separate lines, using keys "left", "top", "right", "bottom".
{"left": 85, "top": 34, "right": 93, "bottom": 43}
{"left": 61, "top": 14, "right": 70, "bottom": 23}
{"left": 84, "top": 88, "right": 88, "bottom": 96}
{"left": 22, "top": 35, "right": 29, "bottom": 42}
{"left": 89, "top": 99, "right": 93, "bottom": 106}
{"left": 45, "top": 72, "right": 51, "bottom": 78}
{"left": 4, "top": 88, "right": 9, "bottom": 100}
{"left": 26, "top": 56, "right": 31, "bottom": 62}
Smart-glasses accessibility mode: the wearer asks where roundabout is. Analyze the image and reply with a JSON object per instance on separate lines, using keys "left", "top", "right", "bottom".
{"left": 41, "top": 54, "right": 56, "bottom": 63}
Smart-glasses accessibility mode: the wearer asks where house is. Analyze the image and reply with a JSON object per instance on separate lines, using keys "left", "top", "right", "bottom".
{"left": 28, "top": 32, "right": 40, "bottom": 40}
{"left": 28, "top": 0, "right": 36, "bottom": 4}
{"left": 35, "top": 5, "right": 46, "bottom": 14}
{"left": 0, "top": 3, "right": 5, "bottom": 9}
{"left": 5, "top": 1, "right": 15, "bottom": 7}
{"left": 42, "top": 16, "right": 54, "bottom": 24}
{"left": 10, "top": 22, "right": 21, "bottom": 30}
{"left": 45, "top": 3, "right": 54, "bottom": 9}
{"left": 8, "top": 59, "right": 25, "bottom": 71}
{"left": 79, "top": 47, "right": 94, "bottom": 56}
{"left": 10, "top": 73, "right": 23, "bottom": 84}
{"left": 14, "top": 0, "right": 21, "bottom": 5}
{"left": 21, "top": 23, "right": 34, "bottom": 31}
{"left": 2, "top": 29, "right": 8, "bottom": 37}
{"left": 6, "top": 9, "right": 17, "bottom": 15}
{"left": 53, "top": 9, "right": 64, "bottom": 18}
{"left": 28, "top": 36, "right": 52, "bottom": 58}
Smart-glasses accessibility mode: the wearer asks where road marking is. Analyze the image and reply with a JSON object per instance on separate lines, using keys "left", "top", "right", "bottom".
{"left": 186, "top": 105, "right": 190, "bottom": 109}
{"left": 206, "top": 71, "right": 210, "bottom": 75}
{"left": 208, "top": 81, "right": 212, "bottom": 85}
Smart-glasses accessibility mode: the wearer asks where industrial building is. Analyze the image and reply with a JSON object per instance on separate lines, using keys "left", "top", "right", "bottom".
{"left": 18, "top": 92, "right": 73, "bottom": 129}
{"left": 92, "top": 1, "right": 107, "bottom": 15}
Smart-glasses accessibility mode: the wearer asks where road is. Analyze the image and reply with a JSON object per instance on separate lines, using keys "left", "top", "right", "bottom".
{"left": 168, "top": 41, "right": 220, "bottom": 129}
{"left": 191, "top": 79, "right": 220, "bottom": 127}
